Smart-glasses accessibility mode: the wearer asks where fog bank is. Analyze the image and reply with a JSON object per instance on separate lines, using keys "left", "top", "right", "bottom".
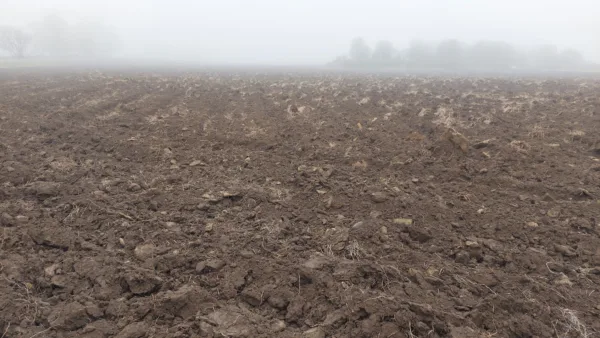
{"left": 1, "top": 0, "right": 599, "bottom": 65}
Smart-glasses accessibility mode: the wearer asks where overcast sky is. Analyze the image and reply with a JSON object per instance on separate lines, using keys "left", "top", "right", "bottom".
{"left": 1, "top": 0, "right": 599, "bottom": 64}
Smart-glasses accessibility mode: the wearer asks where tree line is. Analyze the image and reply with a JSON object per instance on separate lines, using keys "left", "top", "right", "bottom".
{"left": 331, "top": 38, "right": 589, "bottom": 71}
{"left": 0, "top": 15, "right": 119, "bottom": 59}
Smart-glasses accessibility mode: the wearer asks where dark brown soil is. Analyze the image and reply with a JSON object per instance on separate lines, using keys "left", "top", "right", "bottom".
{"left": 1, "top": 70, "right": 600, "bottom": 338}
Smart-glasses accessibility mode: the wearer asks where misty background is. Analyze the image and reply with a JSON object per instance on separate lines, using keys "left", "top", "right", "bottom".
{"left": 0, "top": 0, "right": 599, "bottom": 67}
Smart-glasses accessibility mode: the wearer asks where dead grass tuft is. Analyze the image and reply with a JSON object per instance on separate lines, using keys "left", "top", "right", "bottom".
{"left": 554, "top": 308, "right": 592, "bottom": 338}
{"left": 49, "top": 157, "right": 78, "bottom": 172}
{"left": 346, "top": 240, "right": 364, "bottom": 260}
{"left": 568, "top": 130, "right": 585, "bottom": 142}
{"left": 95, "top": 111, "right": 120, "bottom": 121}
{"left": 244, "top": 120, "right": 267, "bottom": 138}
{"left": 529, "top": 124, "right": 546, "bottom": 139}
{"left": 1, "top": 275, "right": 49, "bottom": 328}
{"left": 352, "top": 160, "right": 368, "bottom": 170}
{"left": 433, "top": 106, "right": 461, "bottom": 128}
{"left": 510, "top": 140, "right": 531, "bottom": 153}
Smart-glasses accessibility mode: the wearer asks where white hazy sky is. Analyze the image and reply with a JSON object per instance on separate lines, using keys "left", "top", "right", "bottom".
{"left": 1, "top": 0, "right": 599, "bottom": 64}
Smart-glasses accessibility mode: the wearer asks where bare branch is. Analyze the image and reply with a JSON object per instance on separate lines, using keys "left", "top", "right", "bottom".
{"left": 0, "top": 26, "right": 31, "bottom": 58}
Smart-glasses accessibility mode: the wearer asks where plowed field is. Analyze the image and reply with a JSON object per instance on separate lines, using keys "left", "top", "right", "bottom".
{"left": 1, "top": 71, "right": 600, "bottom": 337}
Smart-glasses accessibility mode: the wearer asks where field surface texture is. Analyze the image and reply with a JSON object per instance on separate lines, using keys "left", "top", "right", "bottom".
{"left": 1, "top": 71, "right": 600, "bottom": 338}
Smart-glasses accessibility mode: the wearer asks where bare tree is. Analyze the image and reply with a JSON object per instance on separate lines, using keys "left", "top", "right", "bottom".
{"left": 531, "top": 44, "right": 560, "bottom": 69}
{"left": 0, "top": 26, "right": 31, "bottom": 58}
{"left": 469, "top": 40, "right": 517, "bottom": 70}
{"left": 30, "top": 15, "right": 120, "bottom": 58}
{"left": 70, "top": 21, "right": 121, "bottom": 57}
{"left": 349, "top": 37, "right": 371, "bottom": 63}
{"left": 372, "top": 40, "right": 395, "bottom": 64}
{"left": 559, "top": 48, "right": 584, "bottom": 68}
{"left": 407, "top": 40, "right": 434, "bottom": 68}
{"left": 31, "top": 15, "right": 70, "bottom": 57}
{"left": 436, "top": 39, "right": 463, "bottom": 69}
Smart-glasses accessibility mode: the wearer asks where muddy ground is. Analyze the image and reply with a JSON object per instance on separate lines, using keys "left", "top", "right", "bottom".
{"left": 1, "top": 70, "right": 600, "bottom": 338}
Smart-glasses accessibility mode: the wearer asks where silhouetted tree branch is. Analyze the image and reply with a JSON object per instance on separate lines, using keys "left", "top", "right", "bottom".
{"left": 0, "top": 26, "right": 31, "bottom": 58}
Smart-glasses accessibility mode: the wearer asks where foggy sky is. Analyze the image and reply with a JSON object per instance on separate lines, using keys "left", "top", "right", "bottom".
{"left": 1, "top": 0, "right": 599, "bottom": 64}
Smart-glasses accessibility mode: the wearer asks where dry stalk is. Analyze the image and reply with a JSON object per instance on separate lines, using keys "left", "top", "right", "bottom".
{"left": 1, "top": 323, "right": 9, "bottom": 338}
{"left": 408, "top": 322, "right": 418, "bottom": 338}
